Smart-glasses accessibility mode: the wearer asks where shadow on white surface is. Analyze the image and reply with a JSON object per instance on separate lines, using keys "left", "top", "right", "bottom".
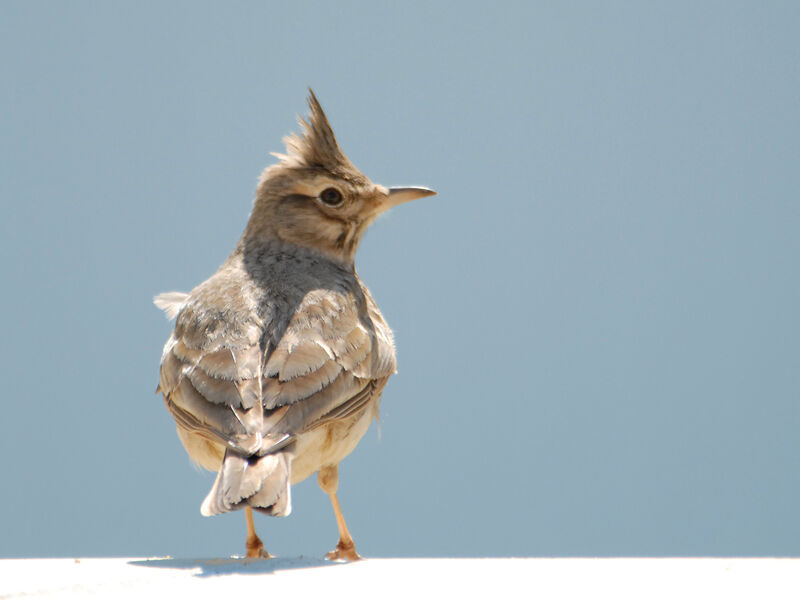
{"left": 129, "top": 556, "right": 339, "bottom": 577}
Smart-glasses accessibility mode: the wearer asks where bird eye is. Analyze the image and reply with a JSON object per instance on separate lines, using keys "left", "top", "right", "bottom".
{"left": 319, "top": 187, "right": 344, "bottom": 206}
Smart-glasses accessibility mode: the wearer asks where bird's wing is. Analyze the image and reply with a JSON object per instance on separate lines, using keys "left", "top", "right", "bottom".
{"left": 259, "top": 287, "right": 396, "bottom": 435}
{"left": 157, "top": 284, "right": 395, "bottom": 454}
{"left": 157, "top": 278, "right": 278, "bottom": 456}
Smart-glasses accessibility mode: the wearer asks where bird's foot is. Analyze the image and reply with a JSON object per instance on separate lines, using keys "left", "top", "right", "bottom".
{"left": 245, "top": 534, "right": 273, "bottom": 559}
{"left": 325, "top": 539, "right": 361, "bottom": 562}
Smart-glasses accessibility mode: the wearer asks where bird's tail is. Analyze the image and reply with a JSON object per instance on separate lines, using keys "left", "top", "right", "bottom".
{"left": 200, "top": 449, "right": 292, "bottom": 517}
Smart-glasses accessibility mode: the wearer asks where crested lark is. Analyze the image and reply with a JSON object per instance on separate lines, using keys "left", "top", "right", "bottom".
{"left": 154, "top": 90, "right": 435, "bottom": 560}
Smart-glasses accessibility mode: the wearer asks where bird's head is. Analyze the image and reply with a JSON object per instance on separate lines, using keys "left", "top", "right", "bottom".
{"left": 243, "top": 90, "right": 435, "bottom": 265}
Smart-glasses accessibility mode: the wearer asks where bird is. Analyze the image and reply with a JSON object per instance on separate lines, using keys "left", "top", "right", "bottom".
{"left": 154, "top": 90, "right": 435, "bottom": 561}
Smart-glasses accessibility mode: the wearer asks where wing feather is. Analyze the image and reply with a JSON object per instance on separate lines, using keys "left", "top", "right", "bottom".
{"left": 276, "top": 341, "right": 332, "bottom": 381}
{"left": 263, "top": 359, "right": 343, "bottom": 409}
{"left": 186, "top": 367, "right": 244, "bottom": 407}
{"left": 195, "top": 346, "right": 261, "bottom": 380}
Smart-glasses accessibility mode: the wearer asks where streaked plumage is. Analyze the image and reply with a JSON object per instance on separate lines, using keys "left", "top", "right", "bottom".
{"left": 155, "top": 90, "right": 434, "bottom": 560}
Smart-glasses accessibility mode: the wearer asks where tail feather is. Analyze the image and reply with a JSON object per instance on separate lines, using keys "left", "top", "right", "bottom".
{"left": 249, "top": 453, "right": 292, "bottom": 516}
{"left": 200, "top": 449, "right": 292, "bottom": 517}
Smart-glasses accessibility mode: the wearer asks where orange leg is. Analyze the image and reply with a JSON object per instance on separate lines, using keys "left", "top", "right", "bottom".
{"left": 244, "top": 506, "right": 272, "bottom": 559}
{"left": 318, "top": 465, "right": 361, "bottom": 561}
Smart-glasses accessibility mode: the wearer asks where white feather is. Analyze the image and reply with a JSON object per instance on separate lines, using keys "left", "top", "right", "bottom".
{"left": 154, "top": 291, "right": 189, "bottom": 320}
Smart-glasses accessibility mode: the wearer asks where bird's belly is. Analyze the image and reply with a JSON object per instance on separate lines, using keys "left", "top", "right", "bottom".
{"left": 176, "top": 426, "right": 225, "bottom": 471}
{"left": 289, "top": 400, "right": 378, "bottom": 485}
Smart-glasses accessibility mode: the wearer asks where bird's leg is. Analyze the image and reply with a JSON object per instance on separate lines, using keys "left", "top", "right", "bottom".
{"left": 318, "top": 465, "right": 361, "bottom": 561}
{"left": 244, "top": 506, "right": 273, "bottom": 559}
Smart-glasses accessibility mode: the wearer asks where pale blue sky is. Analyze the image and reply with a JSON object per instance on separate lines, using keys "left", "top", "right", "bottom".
{"left": 1, "top": 1, "right": 798, "bottom": 558}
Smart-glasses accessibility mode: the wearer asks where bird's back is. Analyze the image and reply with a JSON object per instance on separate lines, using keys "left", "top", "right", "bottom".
{"left": 157, "top": 241, "right": 396, "bottom": 515}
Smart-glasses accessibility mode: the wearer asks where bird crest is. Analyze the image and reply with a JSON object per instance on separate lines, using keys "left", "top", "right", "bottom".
{"left": 272, "top": 89, "right": 356, "bottom": 174}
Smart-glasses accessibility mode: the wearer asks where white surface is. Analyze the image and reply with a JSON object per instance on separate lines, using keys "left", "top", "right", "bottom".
{"left": 1, "top": 557, "right": 798, "bottom": 599}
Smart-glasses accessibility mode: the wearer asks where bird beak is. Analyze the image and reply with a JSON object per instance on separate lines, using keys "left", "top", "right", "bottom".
{"left": 385, "top": 186, "right": 437, "bottom": 208}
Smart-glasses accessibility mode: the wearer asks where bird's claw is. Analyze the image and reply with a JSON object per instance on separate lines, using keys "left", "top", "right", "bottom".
{"left": 325, "top": 540, "right": 361, "bottom": 562}
{"left": 245, "top": 536, "right": 273, "bottom": 559}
